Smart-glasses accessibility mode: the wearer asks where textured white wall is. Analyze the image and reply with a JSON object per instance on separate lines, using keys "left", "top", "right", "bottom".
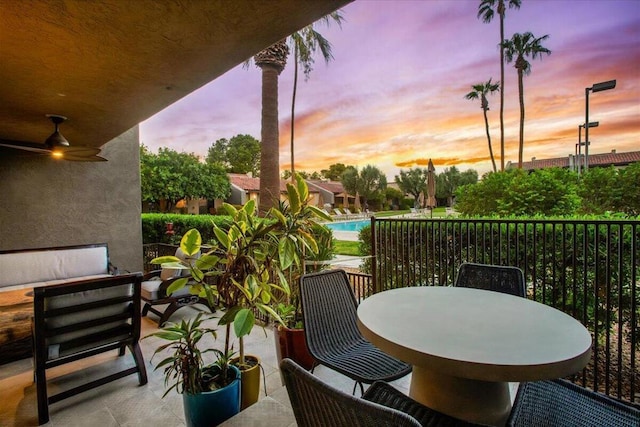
{"left": 0, "top": 126, "right": 143, "bottom": 273}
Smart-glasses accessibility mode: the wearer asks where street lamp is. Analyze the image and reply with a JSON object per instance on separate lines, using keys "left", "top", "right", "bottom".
{"left": 576, "top": 121, "right": 599, "bottom": 175}
{"left": 585, "top": 79, "right": 616, "bottom": 170}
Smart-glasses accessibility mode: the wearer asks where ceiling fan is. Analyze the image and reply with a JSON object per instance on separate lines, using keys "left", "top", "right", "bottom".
{"left": 0, "top": 115, "right": 107, "bottom": 162}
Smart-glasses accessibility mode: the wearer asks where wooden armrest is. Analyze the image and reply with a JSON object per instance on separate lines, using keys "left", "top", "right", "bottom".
{"left": 143, "top": 270, "right": 162, "bottom": 280}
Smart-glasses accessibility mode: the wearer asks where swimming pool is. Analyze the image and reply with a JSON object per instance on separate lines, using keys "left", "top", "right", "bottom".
{"left": 325, "top": 219, "right": 370, "bottom": 232}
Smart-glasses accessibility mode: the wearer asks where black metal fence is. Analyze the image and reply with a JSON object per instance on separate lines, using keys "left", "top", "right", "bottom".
{"left": 370, "top": 217, "right": 639, "bottom": 405}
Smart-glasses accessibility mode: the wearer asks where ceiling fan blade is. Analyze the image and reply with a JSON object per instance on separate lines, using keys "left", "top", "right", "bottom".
{"left": 53, "top": 146, "right": 102, "bottom": 156}
{"left": 61, "top": 154, "right": 108, "bottom": 162}
{"left": 0, "top": 140, "right": 51, "bottom": 154}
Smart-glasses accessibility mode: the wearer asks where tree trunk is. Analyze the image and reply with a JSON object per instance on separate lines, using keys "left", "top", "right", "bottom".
{"left": 483, "top": 108, "right": 497, "bottom": 172}
{"left": 290, "top": 46, "right": 298, "bottom": 181}
{"left": 517, "top": 65, "right": 525, "bottom": 169}
{"left": 259, "top": 64, "right": 281, "bottom": 214}
{"left": 499, "top": 9, "right": 505, "bottom": 171}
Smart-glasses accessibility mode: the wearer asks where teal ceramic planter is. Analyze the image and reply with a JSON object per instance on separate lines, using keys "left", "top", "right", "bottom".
{"left": 182, "top": 365, "right": 241, "bottom": 427}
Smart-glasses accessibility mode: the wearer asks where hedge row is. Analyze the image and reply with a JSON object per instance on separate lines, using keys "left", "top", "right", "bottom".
{"left": 142, "top": 213, "right": 231, "bottom": 244}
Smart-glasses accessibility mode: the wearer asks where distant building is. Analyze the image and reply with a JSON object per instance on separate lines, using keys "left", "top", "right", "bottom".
{"left": 507, "top": 150, "right": 640, "bottom": 172}
{"left": 227, "top": 173, "right": 320, "bottom": 207}
{"left": 306, "top": 180, "right": 351, "bottom": 208}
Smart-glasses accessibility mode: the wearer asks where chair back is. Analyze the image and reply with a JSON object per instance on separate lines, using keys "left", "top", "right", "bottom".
{"left": 300, "top": 269, "right": 362, "bottom": 357}
{"left": 507, "top": 379, "right": 640, "bottom": 427}
{"left": 33, "top": 273, "right": 143, "bottom": 362}
{"left": 454, "top": 262, "right": 526, "bottom": 297}
{"left": 280, "top": 358, "right": 421, "bottom": 427}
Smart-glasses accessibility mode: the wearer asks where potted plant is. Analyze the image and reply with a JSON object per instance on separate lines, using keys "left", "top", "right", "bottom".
{"left": 269, "top": 178, "right": 332, "bottom": 372}
{"left": 151, "top": 174, "right": 330, "bottom": 411}
{"left": 146, "top": 312, "right": 241, "bottom": 426}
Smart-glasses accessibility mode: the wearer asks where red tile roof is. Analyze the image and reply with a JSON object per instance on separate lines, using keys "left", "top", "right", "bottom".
{"left": 228, "top": 174, "right": 317, "bottom": 193}
{"left": 307, "top": 180, "right": 346, "bottom": 194}
{"left": 512, "top": 150, "right": 640, "bottom": 171}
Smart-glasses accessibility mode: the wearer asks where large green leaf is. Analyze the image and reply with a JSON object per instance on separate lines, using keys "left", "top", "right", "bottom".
{"left": 295, "top": 174, "right": 309, "bottom": 204}
{"left": 278, "top": 237, "right": 297, "bottom": 270}
{"left": 180, "top": 229, "right": 202, "bottom": 256}
{"left": 219, "top": 306, "right": 241, "bottom": 325}
{"left": 287, "top": 182, "right": 300, "bottom": 214}
{"left": 151, "top": 255, "right": 181, "bottom": 265}
{"left": 166, "top": 277, "right": 189, "bottom": 295}
{"left": 233, "top": 308, "right": 255, "bottom": 338}
{"left": 195, "top": 254, "right": 220, "bottom": 270}
{"left": 213, "top": 227, "right": 230, "bottom": 249}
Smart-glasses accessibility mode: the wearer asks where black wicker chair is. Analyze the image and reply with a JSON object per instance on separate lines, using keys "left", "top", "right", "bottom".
{"left": 507, "top": 379, "right": 640, "bottom": 427}
{"left": 281, "top": 358, "right": 421, "bottom": 427}
{"left": 363, "top": 380, "right": 488, "bottom": 427}
{"left": 300, "top": 269, "right": 411, "bottom": 395}
{"left": 454, "top": 262, "right": 526, "bottom": 297}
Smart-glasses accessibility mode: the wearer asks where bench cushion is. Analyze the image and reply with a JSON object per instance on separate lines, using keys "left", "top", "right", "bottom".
{"left": 0, "top": 246, "right": 109, "bottom": 289}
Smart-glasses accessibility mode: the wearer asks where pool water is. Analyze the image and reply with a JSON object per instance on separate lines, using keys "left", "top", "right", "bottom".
{"left": 325, "top": 219, "right": 370, "bottom": 232}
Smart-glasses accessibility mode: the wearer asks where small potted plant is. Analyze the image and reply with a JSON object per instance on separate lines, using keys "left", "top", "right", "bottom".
{"left": 146, "top": 312, "right": 241, "bottom": 427}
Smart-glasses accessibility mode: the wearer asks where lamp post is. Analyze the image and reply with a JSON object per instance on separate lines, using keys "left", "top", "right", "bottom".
{"left": 577, "top": 121, "right": 599, "bottom": 175}
{"left": 585, "top": 79, "right": 616, "bottom": 171}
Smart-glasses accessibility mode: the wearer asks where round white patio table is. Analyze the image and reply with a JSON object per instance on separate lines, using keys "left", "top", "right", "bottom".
{"left": 356, "top": 286, "right": 592, "bottom": 426}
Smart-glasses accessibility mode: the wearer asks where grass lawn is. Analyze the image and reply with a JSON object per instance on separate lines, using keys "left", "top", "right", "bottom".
{"left": 333, "top": 240, "right": 360, "bottom": 256}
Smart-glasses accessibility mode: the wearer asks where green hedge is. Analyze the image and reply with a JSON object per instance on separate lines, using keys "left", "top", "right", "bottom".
{"left": 141, "top": 213, "right": 231, "bottom": 244}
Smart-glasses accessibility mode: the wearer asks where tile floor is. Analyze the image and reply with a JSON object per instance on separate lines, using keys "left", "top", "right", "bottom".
{"left": 0, "top": 305, "right": 411, "bottom": 427}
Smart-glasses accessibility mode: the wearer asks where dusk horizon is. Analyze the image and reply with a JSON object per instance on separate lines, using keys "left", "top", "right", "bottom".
{"left": 140, "top": 0, "right": 640, "bottom": 180}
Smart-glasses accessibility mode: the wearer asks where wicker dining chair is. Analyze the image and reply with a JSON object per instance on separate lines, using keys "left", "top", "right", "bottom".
{"left": 507, "top": 379, "right": 640, "bottom": 427}
{"left": 363, "top": 380, "right": 488, "bottom": 427}
{"left": 281, "top": 358, "right": 421, "bottom": 427}
{"left": 454, "top": 262, "right": 526, "bottom": 297}
{"left": 300, "top": 269, "right": 412, "bottom": 395}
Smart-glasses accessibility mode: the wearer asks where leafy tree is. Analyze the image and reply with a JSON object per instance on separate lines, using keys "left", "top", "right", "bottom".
{"left": 321, "top": 163, "right": 347, "bottom": 181}
{"left": 206, "top": 135, "right": 260, "bottom": 176}
{"left": 436, "top": 166, "right": 478, "bottom": 207}
{"left": 477, "top": 0, "right": 522, "bottom": 171}
{"left": 502, "top": 32, "right": 551, "bottom": 168}
{"left": 140, "top": 145, "right": 230, "bottom": 212}
{"left": 288, "top": 12, "right": 344, "bottom": 178}
{"left": 455, "top": 170, "right": 516, "bottom": 216}
{"left": 465, "top": 79, "right": 500, "bottom": 172}
{"left": 342, "top": 165, "right": 387, "bottom": 208}
{"left": 395, "top": 168, "right": 427, "bottom": 207}
{"left": 579, "top": 163, "right": 640, "bottom": 216}
{"left": 455, "top": 169, "right": 580, "bottom": 216}
{"left": 206, "top": 138, "right": 228, "bottom": 166}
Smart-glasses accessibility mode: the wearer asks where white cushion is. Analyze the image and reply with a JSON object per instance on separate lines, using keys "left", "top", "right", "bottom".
{"left": 0, "top": 246, "right": 109, "bottom": 289}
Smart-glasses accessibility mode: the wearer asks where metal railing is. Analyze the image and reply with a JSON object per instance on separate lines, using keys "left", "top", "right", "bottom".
{"left": 370, "top": 217, "right": 639, "bottom": 405}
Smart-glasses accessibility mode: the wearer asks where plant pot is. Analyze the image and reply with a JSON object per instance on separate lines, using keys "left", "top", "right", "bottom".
{"left": 182, "top": 365, "right": 241, "bottom": 427}
{"left": 274, "top": 325, "right": 316, "bottom": 372}
{"left": 231, "top": 354, "right": 261, "bottom": 410}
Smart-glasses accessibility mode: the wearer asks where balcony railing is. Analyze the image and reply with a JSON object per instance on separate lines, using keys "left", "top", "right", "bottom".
{"left": 143, "top": 216, "right": 639, "bottom": 405}
{"left": 370, "top": 217, "right": 639, "bottom": 405}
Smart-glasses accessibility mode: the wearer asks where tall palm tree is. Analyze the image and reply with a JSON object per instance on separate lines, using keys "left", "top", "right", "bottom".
{"left": 465, "top": 79, "right": 500, "bottom": 173}
{"left": 502, "top": 32, "right": 551, "bottom": 169}
{"left": 477, "top": 0, "right": 521, "bottom": 171}
{"left": 289, "top": 12, "right": 344, "bottom": 179}
{"left": 254, "top": 40, "right": 289, "bottom": 214}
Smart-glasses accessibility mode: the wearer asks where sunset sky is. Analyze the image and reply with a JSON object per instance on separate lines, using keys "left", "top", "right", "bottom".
{"left": 140, "top": 0, "right": 640, "bottom": 179}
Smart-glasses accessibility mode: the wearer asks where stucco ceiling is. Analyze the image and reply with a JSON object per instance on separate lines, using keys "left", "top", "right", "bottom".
{"left": 0, "top": 0, "right": 350, "bottom": 151}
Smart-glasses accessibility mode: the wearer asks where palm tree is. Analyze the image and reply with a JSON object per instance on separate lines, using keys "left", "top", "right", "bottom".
{"left": 477, "top": 0, "right": 521, "bottom": 171}
{"left": 254, "top": 40, "right": 289, "bottom": 214}
{"left": 289, "top": 12, "right": 344, "bottom": 179}
{"left": 465, "top": 79, "right": 500, "bottom": 173}
{"left": 502, "top": 32, "right": 551, "bottom": 169}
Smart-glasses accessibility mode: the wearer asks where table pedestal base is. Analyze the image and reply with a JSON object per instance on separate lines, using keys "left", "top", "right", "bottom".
{"left": 409, "top": 365, "right": 512, "bottom": 426}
